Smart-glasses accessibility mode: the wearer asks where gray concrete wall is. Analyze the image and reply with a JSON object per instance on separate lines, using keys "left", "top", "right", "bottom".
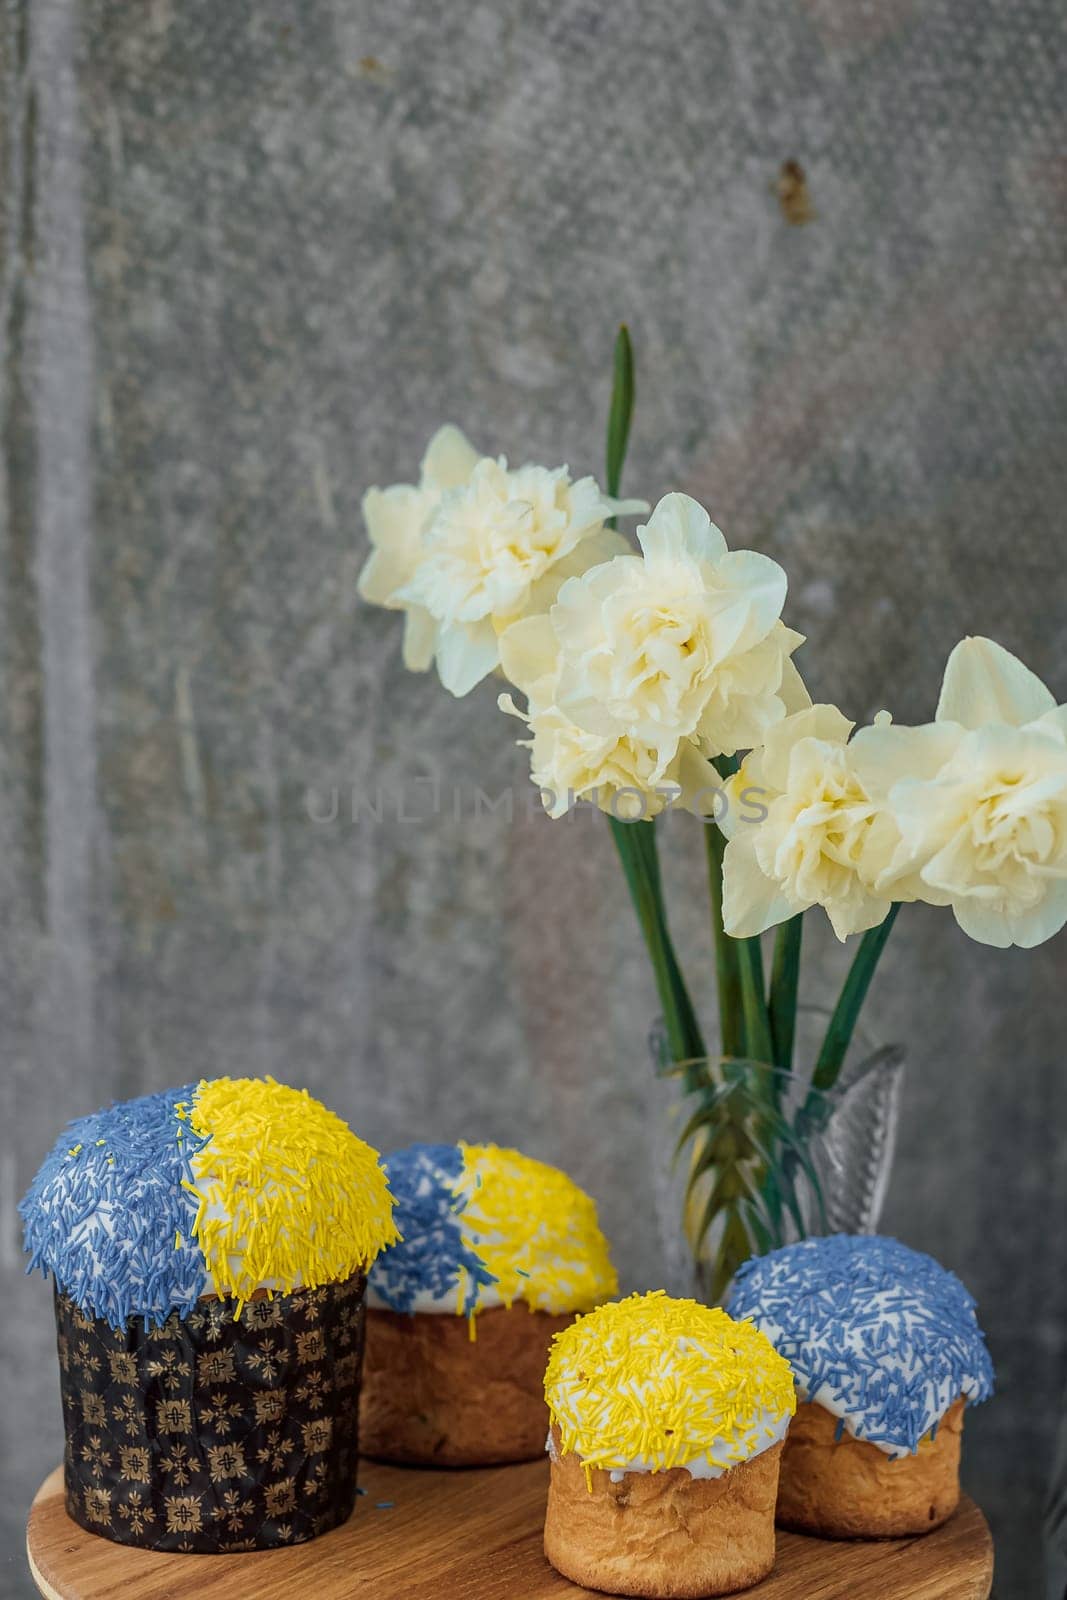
{"left": 2, "top": 2, "right": 1065, "bottom": 1594}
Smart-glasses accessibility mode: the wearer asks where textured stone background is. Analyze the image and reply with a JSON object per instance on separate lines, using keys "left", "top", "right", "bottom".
{"left": 2, "top": 1, "right": 1066, "bottom": 1594}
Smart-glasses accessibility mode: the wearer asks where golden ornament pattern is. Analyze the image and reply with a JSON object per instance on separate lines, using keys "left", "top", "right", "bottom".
{"left": 55, "top": 1271, "right": 366, "bottom": 1552}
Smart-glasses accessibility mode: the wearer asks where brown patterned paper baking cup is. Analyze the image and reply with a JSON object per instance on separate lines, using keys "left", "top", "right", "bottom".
{"left": 54, "top": 1271, "right": 366, "bottom": 1552}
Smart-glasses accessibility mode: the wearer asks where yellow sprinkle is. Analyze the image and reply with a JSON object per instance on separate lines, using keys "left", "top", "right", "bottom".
{"left": 174, "top": 1231, "right": 182, "bottom": 1249}
{"left": 544, "top": 1291, "right": 796, "bottom": 1482}
{"left": 453, "top": 1142, "right": 617, "bottom": 1318}
{"left": 187, "top": 1076, "right": 398, "bottom": 1307}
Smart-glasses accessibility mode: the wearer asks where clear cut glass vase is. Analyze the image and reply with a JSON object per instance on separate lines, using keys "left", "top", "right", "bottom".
{"left": 648, "top": 1005, "right": 905, "bottom": 1306}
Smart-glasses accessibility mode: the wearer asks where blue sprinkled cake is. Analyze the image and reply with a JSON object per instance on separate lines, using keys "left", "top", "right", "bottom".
{"left": 728, "top": 1233, "right": 994, "bottom": 1537}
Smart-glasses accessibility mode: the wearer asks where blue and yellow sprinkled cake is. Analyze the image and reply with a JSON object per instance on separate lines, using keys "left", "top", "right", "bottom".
{"left": 542, "top": 1291, "right": 796, "bottom": 1597}
{"left": 728, "top": 1234, "right": 994, "bottom": 1538}
{"left": 360, "top": 1140, "right": 617, "bottom": 1465}
{"left": 21, "top": 1076, "right": 397, "bottom": 1552}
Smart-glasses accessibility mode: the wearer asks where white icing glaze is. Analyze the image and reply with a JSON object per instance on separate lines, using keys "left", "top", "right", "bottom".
{"left": 545, "top": 1404, "right": 790, "bottom": 1481}
{"left": 751, "top": 1293, "right": 986, "bottom": 1459}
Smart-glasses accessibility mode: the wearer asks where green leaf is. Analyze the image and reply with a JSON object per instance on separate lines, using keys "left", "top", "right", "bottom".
{"left": 605, "top": 324, "right": 634, "bottom": 519}
{"left": 695, "top": 1164, "right": 755, "bottom": 1243}
{"left": 706, "top": 1209, "right": 754, "bottom": 1305}
{"left": 672, "top": 1102, "right": 720, "bottom": 1166}
{"left": 673, "top": 1053, "right": 832, "bottom": 1293}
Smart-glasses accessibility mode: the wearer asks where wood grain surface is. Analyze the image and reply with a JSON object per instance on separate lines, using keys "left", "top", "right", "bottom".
{"left": 27, "top": 1460, "right": 994, "bottom": 1599}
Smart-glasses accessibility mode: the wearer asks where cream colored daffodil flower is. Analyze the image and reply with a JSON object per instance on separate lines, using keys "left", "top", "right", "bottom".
{"left": 358, "top": 425, "right": 481, "bottom": 670}
{"left": 398, "top": 459, "right": 643, "bottom": 697}
{"left": 499, "top": 613, "right": 722, "bottom": 820}
{"left": 720, "top": 705, "right": 896, "bottom": 941}
{"left": 854, "top": 637, "right": 1067, "bottom": 948}
{"left": 527, "top": 491, "right": 807, "bottom": 767}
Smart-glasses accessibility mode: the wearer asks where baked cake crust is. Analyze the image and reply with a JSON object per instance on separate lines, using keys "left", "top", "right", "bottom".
{"left": 775, "top": 1397, "right": 965, "bottom": 1537}
{"left": 543, "top": 1427, "right": 783, "bottom": 1598}
{"left": 360, "top": 1303, "right": 573, "bottom": 1465}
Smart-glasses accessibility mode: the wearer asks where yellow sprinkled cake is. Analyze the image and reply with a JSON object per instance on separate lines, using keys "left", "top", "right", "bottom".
{"left": 360, "top": 1141, "right": 617, "bottom": 1465}
{"left": 543, "top": 1291, "right": 796, "bottom": 1597}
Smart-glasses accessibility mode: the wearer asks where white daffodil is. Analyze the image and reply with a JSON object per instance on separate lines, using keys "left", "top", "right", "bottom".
{"left": 721, "top": 705, "right": 896, "bottom": 941}
{"left": 543, "top": 492, "right": 807, "bottom": 767}
{"left": 358, "top": 425, "right": 480, "bottom": 670}
{"left": 855, "top": 637, "right": 1067, "bottom": 948}
{"left": 398, "top": 458, "right": 643, "bottom": 697}
{"left": 499, "top": 614, "right": 721, "bottom": 821}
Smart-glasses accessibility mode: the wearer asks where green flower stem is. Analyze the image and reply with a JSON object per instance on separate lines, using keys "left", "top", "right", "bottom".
{"left": 609, "top": 817, "right": 706, "bottom": 1077}
{"left": 601, "top": 332, "right": 703, "bottom": 1071}
{"left": 768, "top": 915, "right": 803, "bottom": 1072}
{"left": 709, "top": 754, "right": 773, "bottom": 1069}
{"left": 602, "top": 324, "right": 771, "bottom": 1291}
{"left": 811, "top": 903, "right": 901, "bottom": 1093}
{"left": 703, "top": 824, "right": 743, "bottom": 1059}
{"left": 736, "top": 935, "right": 774, "bottom": 1068}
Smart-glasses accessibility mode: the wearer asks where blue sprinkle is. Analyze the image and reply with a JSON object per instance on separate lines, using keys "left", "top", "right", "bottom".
{"left": 375, "top": 1501, "right": 394, "bottom": 1510}
{"left": 368, "top": 1143, "right": 496, "bottom": 1317}
{"left": 20, "top": 1086, "right": 210, "bottom": 1329}
{"left": 728, "top": 1234, "right": 994, "bottom": 1457}
{"left": 356, "top": 1486, "right": 367, "bottom": 1496}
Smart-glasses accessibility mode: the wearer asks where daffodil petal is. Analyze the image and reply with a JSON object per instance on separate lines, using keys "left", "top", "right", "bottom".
{"left": 637, "top": 492, "right": 729, "bottom": 565}
{"left": 850, "top": 720, "right": 963, "bottom": 800}
{"left": 759, "top": 705, "right": 854, "bottom": 793}
{"left": 936, "top": 636, "right": 1055, "bottom": 729}
{"left": 498, "top": 614, "right": 559, "bottom": 699}
{"left": 435, "top": 620, "right": 500, "bottom": 697}
{"left": 420, "top": 425, "right": 481, "bottom": 491}
{"left": 401, "top": 607, "right": 437, "bottom": 672}
{"left": 825, "top": 893, "right": 893, "bottom": 943}
{"left": 722, "top": 833, "right": 798, "bottom": 937}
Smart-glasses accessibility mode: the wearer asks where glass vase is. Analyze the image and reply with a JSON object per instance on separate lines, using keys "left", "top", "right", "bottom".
{"left": 648, "top": 1006, "right": 905, "bottom": 1306}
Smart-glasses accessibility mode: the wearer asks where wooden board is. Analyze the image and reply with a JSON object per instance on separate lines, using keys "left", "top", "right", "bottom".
{"left": 27, "top": 1460, "right": 994, "bottom": 1599}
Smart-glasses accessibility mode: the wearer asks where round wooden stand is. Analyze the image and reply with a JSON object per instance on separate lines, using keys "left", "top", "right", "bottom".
{"left": 28, "top": 1459, "right": 994, "bottom": 1598}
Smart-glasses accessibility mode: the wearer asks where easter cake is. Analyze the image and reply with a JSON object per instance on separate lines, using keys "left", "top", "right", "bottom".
{"left": 21, "top": 1076, "right": 396, "bottom": 1551}
{"left": 360, "top": 1140, "right": 617, "bottom": 1465}
{"left": 728, "top": 1233, "right": 994, "bottom": 1538}
{"left": 543, "top": 1291, "right": 796, "bottom": 1597}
